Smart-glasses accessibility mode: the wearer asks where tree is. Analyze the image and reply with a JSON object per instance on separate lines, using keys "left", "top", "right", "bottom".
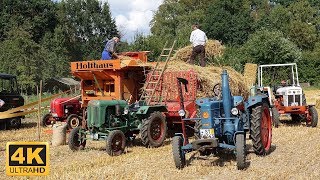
{"left": 203, "top": 0, "right": 255, "bottom": 45}
{"left": 242, "top": 29, "right": 301, "bottom": 65}
{"left": 0, "top": 0, "right": 57, "bottom": 43}
{"left": 150, "top": 0, "right": 212, "bottom": 47}
{"left": 57, "top": 0, "right": 118, "bottom": 60}
{"left": 298, "top": 43, "right": 320, "bottom": 85}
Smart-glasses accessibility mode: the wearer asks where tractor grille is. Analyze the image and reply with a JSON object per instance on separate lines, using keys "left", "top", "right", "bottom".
{"left": 288, "top": 95, "right": 301, "bottom": 106}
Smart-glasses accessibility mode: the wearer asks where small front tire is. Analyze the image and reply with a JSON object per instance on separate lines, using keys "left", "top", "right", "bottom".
{"left": 271, "top": 107, "right": 280, "bottom": 128}
{"left": 172, "top": 136, "right": 186, "bottom": 169}
{"left": 106, "top": 130, "right": 126, "bottom": 156}
{"left": 69, "top": 126, "right": 86, "bottom": 151}
{"left": 236, "top": 133, "right": 246, "bottom": 170}
{"left": 308, "top": 106, "right": 318, "bottom": 127}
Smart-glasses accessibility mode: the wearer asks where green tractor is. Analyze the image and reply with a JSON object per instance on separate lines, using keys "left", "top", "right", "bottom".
{"left": 68, "top": 100, "right": 168, "bottom": 156}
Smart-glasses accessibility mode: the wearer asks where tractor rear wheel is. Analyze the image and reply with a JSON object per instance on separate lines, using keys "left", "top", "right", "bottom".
{"left": 172, "top": 136, "right": 186, "bottom": 169}
{"left": 271, "top": 107, "right": 280, "bottom": 128}
{"left": 42, "top": 113, "right": 53, "bottom": 127}
{"left": 308, "top": 106, "right": 318, "bottom": 127}
{"left": 236, "top": 133, "right": 246, "bottom": 170}
{"left": 251, "top": 103, "right": 272, "bottom": 155}
{"left": 141, "top": 111, "right": 167, "bottom": 148}
{"left": 67, "top": 114, "right": 81, "bottom": 129}
{"left": 69, "top": 126, "right": 86, "bottom": 151}
{"left": 106, "top": 130, "right": 126, "bottom": 156}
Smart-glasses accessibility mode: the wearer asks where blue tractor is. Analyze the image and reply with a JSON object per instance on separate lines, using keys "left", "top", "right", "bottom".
{"left": 172, "top": 70, "right": 272, "bottom": 170}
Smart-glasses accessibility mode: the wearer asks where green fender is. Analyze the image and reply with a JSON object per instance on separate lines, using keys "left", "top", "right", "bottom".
{"left": 135, "top": 105, "right": 168, "bottom": 115}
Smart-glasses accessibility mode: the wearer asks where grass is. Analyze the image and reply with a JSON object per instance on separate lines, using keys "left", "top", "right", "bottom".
{"left": 0, "top": 89, "right": 320, "bottom": 179}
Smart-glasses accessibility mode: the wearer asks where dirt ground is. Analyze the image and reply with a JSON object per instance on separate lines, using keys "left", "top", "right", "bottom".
{"left": 0, "top": 89, "right": 320, "bottom": 179}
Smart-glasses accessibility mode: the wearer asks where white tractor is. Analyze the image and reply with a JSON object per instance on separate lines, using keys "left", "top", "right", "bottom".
{"left": 257, "top": 63, "right": 318, "bottom": 127}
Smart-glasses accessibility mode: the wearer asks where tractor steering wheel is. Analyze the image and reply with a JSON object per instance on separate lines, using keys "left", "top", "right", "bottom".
{"left": 213, "top": 83, "right": 221, "bottom": 98}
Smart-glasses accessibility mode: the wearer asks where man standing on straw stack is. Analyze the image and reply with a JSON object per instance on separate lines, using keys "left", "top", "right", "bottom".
{"left": 189, "top": 23, "right": 208, "bottom": 67}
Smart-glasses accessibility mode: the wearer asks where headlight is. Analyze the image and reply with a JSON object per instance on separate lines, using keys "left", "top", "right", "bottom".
{"left": 65, "top": 109, "right": 69, "bottom": 114}
{"left": 124, "top": 108, "right": 129, "bottom": 115}
{"left": 231, "top": 108, "right": 239, "bottom": 115}
{"left": 178, "top": 109, "right": 185, "bottom": 117}
{"left": 52, "top": 113, "right": 58, "bottom": 117}
{"left": 202, "top": 111, "right": 209, "bottom": 119}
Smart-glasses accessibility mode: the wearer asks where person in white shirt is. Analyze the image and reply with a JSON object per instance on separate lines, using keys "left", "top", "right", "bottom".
{"left": 0, "top": 99, "right": 4, "bottom": 108}
{"left": 189, "top": 23, "right": 208, "bottom": 67}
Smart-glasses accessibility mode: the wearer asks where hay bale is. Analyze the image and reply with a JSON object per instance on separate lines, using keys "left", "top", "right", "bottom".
{"left": 172, "top": 40, "right": 225, "bottom": 62}
{"left": 243, "top": 63, "right": 258, "bottom": 90}
{"left": 166, "top": 60, "right": 249, "bottom": 98}
{"left": 52, "top": 124, "right": 67, "bottom": 146}
{"left": 316, "top": 99, "right": 320, "bottom": 110}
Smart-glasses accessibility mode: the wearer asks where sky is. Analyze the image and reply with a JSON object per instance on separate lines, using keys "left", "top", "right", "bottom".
{"left": 103, "top": 0, "right": 164, "bottom": 42}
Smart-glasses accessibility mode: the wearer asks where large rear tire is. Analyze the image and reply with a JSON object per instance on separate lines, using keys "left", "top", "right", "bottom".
{"left": 42, "top": 113, "right": 53, "bottom": 127}
{"left": 172, "top": 136, "right": 186, "bottom": 169}
{"left": 69, "top": 126, "right": 86, "bottom": 151}
{"left": 236, "top": 133, "right": 246, "bottom": 170}
{"left": 308, "top": 106, "right": 318, "bottom": 127}
{"left": 271, "top": 107, "right": 280, "bottom": 128}
{"left": 251, "top": 103, "right": 272, "bottom": 155}
{"left": 141, "top": 111, "right": 167, "bottom": 148}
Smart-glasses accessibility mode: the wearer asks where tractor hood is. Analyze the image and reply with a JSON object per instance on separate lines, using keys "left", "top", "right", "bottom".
{"left": 276, "top": 86, "right": 303, "bottom": 96}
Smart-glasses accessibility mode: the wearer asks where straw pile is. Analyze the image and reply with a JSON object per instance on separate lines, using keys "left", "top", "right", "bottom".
{"left": 243, "top": 63, "right": 258, "bottom": 90}
{"left": 166, "top": 60, "right": 249, "bottom": 98}
{"left": 172, "top": 40, "right": 225, "bottom": 62}
{"left": 316, "top": 99, "right": 320, "bottom": 109}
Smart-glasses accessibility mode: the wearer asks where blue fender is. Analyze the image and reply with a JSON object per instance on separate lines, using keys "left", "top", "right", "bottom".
{"left": 246, "top": 94, "right": 269, "bottom": 109}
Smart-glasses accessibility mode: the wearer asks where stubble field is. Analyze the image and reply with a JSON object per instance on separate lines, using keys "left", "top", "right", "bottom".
{"left": 0, "top": 89, "right": 320, "bottom": 179}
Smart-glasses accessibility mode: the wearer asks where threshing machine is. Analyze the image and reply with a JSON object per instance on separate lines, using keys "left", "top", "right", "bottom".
{"left": 172, "top": 70, "right": 272, "bottom": 170}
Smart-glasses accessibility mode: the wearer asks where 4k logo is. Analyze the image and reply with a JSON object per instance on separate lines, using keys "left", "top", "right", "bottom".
{"left": 6, "top": 142, "right": 49, "bottom": 176}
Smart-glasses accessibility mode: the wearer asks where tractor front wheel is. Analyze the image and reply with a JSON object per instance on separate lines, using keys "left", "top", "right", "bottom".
{"left": 106, "top": 130, "right": 126, "bottom": 156}
{"left": 307, "top": 106, "right": 318, "bottom": 127}
{"left": 141, "top": 111, "right": 167, "bottom": 148}
{"left": 251, "top": 103, "right": 272, "bottom": 155}
{"left": 271, "top": 107, "right": 280, "bottom": 128}
{"left": 42, "top": 113, "right": 54, "bottom": 127}
{"left": 68, "top": 126, "right": 86, "bottom": 151}
{"left": 236, "top": 133, "right": 246, "bottom": 170}
{"left": 172, "top": 136, "right": 186, "bottom": 169}
{"left": 67, "top": 114, "right": 81, "bottom": 129}
{"left": 7, "top": 118, "right": 22, "bottom": 129}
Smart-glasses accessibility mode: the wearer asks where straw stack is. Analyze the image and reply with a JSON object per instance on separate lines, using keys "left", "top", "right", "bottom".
{"left": 243, "top": 63, "right": 258, "bottom": 90}
{"left": 166, "top": 60, "right": 249, "bottom": 98}
{"left": 172, "top": 40, "right": 225, "bottom": 62}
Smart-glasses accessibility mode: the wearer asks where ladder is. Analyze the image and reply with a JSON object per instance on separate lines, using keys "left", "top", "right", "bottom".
{"left": 139, "top": 40, "right": 176, "bottom": 105}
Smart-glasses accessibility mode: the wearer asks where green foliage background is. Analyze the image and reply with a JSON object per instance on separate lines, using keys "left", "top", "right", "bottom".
{"left": 0, "top": 0, "right": 320, "bottom": 95}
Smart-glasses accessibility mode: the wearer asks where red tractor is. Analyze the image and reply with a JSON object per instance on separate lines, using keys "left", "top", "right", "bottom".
{"left": 257, "top": 63, "right": 318, "bottom": 127}
{"left": 42, "top": 97, "right": 82, "bottom": 129}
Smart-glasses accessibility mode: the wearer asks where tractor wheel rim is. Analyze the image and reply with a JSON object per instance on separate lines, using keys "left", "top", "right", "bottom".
{"left": 261, "top": 107, "right": 272, "bottom": 151}
{"left": 150, "top": 118, "right": 164, "bottom": 141}
{"left": 71, "top": 117, "right": 79, "bottom": 128}
{"left": 45, "top": 116, "right": 52, "bottom": 126}
{"left": 111, "top": 134, "right": 123, "bottom": 153}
